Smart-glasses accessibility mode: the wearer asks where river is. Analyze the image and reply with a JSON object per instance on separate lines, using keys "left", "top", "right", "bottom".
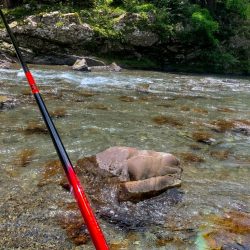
{"left": 0, "top": 66, "right": 249, "bottom": 249}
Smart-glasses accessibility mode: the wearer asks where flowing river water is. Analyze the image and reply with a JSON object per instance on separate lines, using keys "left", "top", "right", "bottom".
{"left": 0, "top": 66, "right": 250, "bottom": 249}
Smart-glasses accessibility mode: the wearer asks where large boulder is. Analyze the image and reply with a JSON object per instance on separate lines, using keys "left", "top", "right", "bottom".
{"left": 39, "top": 146, "right": 183, "bottom": 228}
{"left": 0, "top": 95, "right": 18, "bottom": 110}
{"left": 95, "top": 147, "right": 182, "bottom": 201}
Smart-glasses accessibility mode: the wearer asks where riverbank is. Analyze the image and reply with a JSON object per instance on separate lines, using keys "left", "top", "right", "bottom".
{"left": 0, "top": 2, "right": 249, "bottom": 75}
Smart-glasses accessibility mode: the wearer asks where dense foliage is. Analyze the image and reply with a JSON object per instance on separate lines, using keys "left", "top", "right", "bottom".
{"left": 2, "top": 0, "right": 249, "bottom": 73}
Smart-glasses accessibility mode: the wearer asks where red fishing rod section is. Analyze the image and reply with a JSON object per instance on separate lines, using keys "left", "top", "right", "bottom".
{"left": 0, "top": 9, "right": 109, "bottom": 250}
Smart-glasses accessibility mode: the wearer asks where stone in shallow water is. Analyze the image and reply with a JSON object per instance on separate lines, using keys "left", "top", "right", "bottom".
{"left": 199, "top": 211, "right": 250, "bottom": 249}
{"left": 94, "top": 146, "right": 182, "bottom": 202}
{"left": 50, "top": 108, "right": 67, "bottom": 118}
{"left": 233, "top": 120, "right": 250, "bottom": 136}
{"left": 119, "top": 95, "right": 136, "bottom": 102}
{"left": 192, "top": 131, "right": 215, "bottom": 145}
{"left": 86, "top": 103, "right": 109, "bottom": 110}
{"left": 39, "top": 147, "right": 183, "bottom": 231}
{"left": 210, "top": 119, "right": 235, "bottom": 132}
{"left": 177, "top": 152, "right": 205, "bottom": 164}
{"left": 58, "top": 212, "right": 89, "bottom": 246}
{"left": 0, "top": 95, "right": 18, "bottom": 110}
{"left": 210, "top": 150, "right": 230, "bottom": 160}
{"left": 192, "top": 107, "right": 208, "bottom": 114}
{"left": 74, "top": 148, "right": 183, "bottom": 228}
{"left": 152, "top": 115, "right": 183, "bottom": 127}
{"left": 217, "top": 107, "right": 235, "bottom": 113}
{"left": 13, "top": 149, "right": 36, "bottom": 168}
{"left": 38, "top": 159, "right": 63, "bottom": 187}
{"left": 210, "top": 119, "right": 250, "bottom": 136}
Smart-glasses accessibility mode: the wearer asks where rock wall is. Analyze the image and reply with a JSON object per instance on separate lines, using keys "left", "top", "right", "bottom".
{"left": 0, "top": 11, "right": 160, "bottom": 66}
{"left": 1, "top": 9, "right": 247, "bottom": 73}
{"left": 0, "top": 12, "right": 94, "bottom": 63}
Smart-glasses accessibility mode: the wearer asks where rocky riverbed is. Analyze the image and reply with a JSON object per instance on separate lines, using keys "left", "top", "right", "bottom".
{"left": 0, "top": 66, "right": 250, "bottom": 249}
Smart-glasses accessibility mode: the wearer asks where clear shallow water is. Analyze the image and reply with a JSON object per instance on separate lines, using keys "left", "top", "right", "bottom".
{"left": 0, "top": 67, "right": 250, "bottom": 249}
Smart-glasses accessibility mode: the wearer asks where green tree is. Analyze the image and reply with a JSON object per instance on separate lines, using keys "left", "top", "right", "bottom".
{"left": 192, "top": 9, "right": 218, "bottom": 34}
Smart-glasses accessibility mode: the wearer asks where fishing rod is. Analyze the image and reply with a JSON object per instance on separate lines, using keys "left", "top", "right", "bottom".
{"left": 0, "top": 9, "right": 109, "bottom": 250}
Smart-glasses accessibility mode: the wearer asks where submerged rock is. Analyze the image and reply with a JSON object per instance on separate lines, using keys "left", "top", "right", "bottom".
{"left": 86, "top": 103, "right": 109, "bottom": 110}
{"left": 192, "top": 107, "right": 208, "bottom": 114}
{"left": 119, "top": 95, "right": 136, "bottom": 102}
{"left": 210, "top": 120, "right": 236, "bottom": 133}
{"left": 0, "top": 95, "right": 18, "bottom": 110}
{"left": 39, "top": 147, "right": 183, "bottom": 229}
{"left": 72, "top": 59, "right": 122, "bottom": 72}
{"left": 24, "top": 121, "right": 48, "bottom": 134}
{"left": 152, "top": 115, "right": 183, "bottom": 127}
{"left": 210, "top": 119, "right": 250, "bottom": 136}
{"left": 232, "top": 120, "right": 250, "bottom": 136}
{"left": 14, "top": 149, "right": 36, "bottom": 168}
{"left": 210, "top": 150, "right": 230, "bottom": 160}
{"left": 177, "top": 152, "right": 205, "bottom": 164}
{"left": 58, "top": 211, "right": 89, "bottom": 246}
{"left": 50, "top": 108, "right": 67, "bottom": 118}
{"left": 38, "top": 159, "right": 63, "bottom": 187}
{"left": 216, "top": 107, "right": 235, "bottom": 113}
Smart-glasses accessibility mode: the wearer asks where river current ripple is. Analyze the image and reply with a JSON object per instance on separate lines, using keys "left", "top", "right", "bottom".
{"left": 0, "top": 67, "right": 249, "bottom": 249}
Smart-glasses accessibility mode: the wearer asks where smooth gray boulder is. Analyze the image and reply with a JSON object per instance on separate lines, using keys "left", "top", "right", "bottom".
{"left": 41, "top": 146, "right": 183, "bottom": 227}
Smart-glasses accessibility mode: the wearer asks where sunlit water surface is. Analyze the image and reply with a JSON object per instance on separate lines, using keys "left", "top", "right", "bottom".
{"left": 0, "top": 66, "right": 250, "bottom": 249}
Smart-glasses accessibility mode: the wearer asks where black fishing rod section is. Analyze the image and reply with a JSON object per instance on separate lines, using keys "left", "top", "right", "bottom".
{"left": 0, "top": 9, "right": 109, "bottom": 249}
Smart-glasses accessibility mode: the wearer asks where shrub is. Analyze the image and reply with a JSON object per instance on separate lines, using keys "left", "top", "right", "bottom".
{"left": 226, "top": 0, "right": 249, "bottom": 18}
{"left": 191, "top": 8, "right": 219, "bottom": 45}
